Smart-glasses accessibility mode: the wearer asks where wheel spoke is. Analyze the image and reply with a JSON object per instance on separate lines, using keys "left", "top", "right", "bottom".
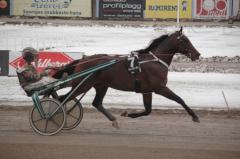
{"left": 68, "top": 112, "right": 79, "bottom": 120}
{"left": 33, "top": 117, "right": 44, "bottom": 123}
{"left": 48, "top": 101, "right": 51, "bottom": 113}
{"left": 66, "top": 103, "right": 78, "bottom": 114}
{"left": 50, "top": 106, "right": 62, "bottom": 116}
{"left": 44, "top": 119, "right": 49, "bottom": 133}
{"left": 50, "top": 118, "right": 61, "bottom": 128}
{"left": 65, "top": 116, "right": 68, "bottom": 126}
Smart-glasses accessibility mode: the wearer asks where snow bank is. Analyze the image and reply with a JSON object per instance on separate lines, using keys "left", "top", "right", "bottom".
{"left": 0, "top": 72, "right": 239, "bottom": 109}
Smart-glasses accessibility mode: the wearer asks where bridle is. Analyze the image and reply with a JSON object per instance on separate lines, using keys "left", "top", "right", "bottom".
{"left": 176, "top": 33, "right": 193, "bottom": 59}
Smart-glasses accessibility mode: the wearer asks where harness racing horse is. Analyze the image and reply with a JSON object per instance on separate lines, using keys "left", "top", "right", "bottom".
{"left": 53, "top": 27, "right": 201, "bottom": 128}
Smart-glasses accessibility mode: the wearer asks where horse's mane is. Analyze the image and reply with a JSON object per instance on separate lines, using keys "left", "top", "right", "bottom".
{"left": 135, "top": 34, "right": 169, "bottom": 54}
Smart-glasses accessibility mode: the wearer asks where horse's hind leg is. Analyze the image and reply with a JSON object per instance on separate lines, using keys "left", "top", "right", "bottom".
{"left": 92, "top": 85, "right": 119, "bottom": 128}
{"left": 121, "top": 93, "right": 152, "bottom": 118}
{"left": 155, "top": 87, "right": 200, "bottom": 122}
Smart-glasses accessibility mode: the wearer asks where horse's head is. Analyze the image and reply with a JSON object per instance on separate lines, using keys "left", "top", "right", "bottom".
{"left": 170, "top": 27, "right": 201, "bottom": 61}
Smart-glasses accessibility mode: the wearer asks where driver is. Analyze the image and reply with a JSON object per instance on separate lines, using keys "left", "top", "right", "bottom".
{"left": 18, "top": 47, "right": 57, "bottom": 91}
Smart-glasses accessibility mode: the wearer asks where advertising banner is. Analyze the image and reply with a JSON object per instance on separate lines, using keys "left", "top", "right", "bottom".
{"left": 12, "top": 0, "right": 91, "bottom": 17}
{"left": 232, "top": 0, "right": 239, "bottom": 16}
{"left": 194, "top": 0, "right": 229, "bottom": 19}
{"left": 145, "top": 0, "right": 192, "bottom": 19}
{"left": 0, "top": 50, "right": 9, "bottom": 76}
{"left": 10, "top": 52, "right": 73, "bottom": 72}
{"left": 99, "top": 0, "right": 145, "bottom": 19}
{"left": 9, "top": 51, "right": 85, "bottom": 76}
{"left": 0, "top": 0, "right": 10, "bottom": 16}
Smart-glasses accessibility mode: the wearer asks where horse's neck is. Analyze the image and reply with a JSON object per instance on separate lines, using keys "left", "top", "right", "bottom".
{"left": 152, "top": 45, "right": 176, "bottom": 66}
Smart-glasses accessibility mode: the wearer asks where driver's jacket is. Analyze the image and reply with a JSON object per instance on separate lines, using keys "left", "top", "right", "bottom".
{"left": 17, "top": 64, "right": 42, "bottom": 87}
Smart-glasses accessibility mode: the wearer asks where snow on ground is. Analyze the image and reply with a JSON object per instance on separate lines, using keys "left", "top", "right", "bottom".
{"left": 0, "top": 72, "right": 239, "bottom": 109}
{"left": 0, "top": 25, "right": 240, "bottom": 57}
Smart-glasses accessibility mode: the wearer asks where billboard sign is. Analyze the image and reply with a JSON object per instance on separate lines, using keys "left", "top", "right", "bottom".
{"left": 194, "top": 0, "right": 229, "bottom": 19}
{"left": 0, "top": 0, "right": 10, "bottom": 16}
{"left": 10, "top": 52, "right": 73, "bottom": 72}
{"left": 12, "top": 0, "right": 91, "bottom": 17}
{"left": 145, "top": 0, "right": 192, "bottom": 19}
{"left": 99, "top": 0, "right": 145, "bottom": 19}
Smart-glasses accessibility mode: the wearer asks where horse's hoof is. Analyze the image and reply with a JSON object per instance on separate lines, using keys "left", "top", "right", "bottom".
{"left": 192, "top": 116, "right": 200, "bottom": 123}
{"left": 112, "top": 120, "right": 120, "bottom": 129}
{"left": 121, "top": 111, "right": 128, "bottom": 117}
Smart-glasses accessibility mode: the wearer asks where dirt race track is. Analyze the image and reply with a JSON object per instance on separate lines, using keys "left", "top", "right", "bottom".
{"left": 0, "top": 106, "right": 240, "bottom": 159}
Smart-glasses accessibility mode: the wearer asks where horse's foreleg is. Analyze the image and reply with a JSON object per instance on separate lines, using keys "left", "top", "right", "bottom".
{"left": 121, "top": 93, "right": 152, "bottom": 118}
{"left": 155, "top": 87, "right": 199, "bottom": 122}
{"left": 92, "top": 85, "right": 119, "bottom": 128}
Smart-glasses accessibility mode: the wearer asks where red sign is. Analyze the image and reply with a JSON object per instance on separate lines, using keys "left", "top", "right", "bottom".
{"left": 195, "top": 0, "right": 228, "bottom": 18}
{"left": 0, "top": 0, "right": 7, "bottom": 9}
{"left": 0, "top": 0, "right": 10, "bottom": 16}
{"left": 10, "top": 52, "right": 73, "bottom": 72}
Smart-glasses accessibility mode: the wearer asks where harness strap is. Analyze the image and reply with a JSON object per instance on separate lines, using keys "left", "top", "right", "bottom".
{"left": 149, "top": 51, "right": 169, "bottom": 68}
{"left": 139, "top": 51, "right": 169, "bottom": 69}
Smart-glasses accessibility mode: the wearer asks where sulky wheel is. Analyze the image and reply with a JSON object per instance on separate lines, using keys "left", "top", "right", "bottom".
{"left": 63, "top": 98, "right": 83, "bottom": 130}
{"left": 29, "top": 98, "right": 66, "bottom": 136}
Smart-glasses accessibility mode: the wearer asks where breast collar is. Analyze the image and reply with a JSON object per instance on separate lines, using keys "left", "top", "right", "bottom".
{"left": 139, "top": 51, "right": 169, "bottom": 69}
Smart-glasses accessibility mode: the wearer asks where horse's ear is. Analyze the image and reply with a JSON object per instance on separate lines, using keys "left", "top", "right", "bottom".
{"left": 179, "top": 26, "right": 183, "bottom": 34}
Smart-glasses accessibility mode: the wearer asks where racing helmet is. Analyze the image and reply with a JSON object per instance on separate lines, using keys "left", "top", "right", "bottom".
{"left": 22, "top": 47, "right": 38, "bottom": 62}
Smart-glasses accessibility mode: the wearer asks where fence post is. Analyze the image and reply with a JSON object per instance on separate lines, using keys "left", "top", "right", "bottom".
{"left": 222, "top": 91, "right": 231, "bottom": 117}
{"left": 177, "top": 0, "right": 180, "bottom": 28}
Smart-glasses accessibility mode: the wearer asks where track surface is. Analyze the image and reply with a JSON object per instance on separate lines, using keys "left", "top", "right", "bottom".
{"left": 0, "top": 107, "right": 240, "bottom": 159}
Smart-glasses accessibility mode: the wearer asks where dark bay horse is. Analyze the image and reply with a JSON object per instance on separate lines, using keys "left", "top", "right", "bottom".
{"left": 53, "top": 27, "right": 201, "bottom": 128}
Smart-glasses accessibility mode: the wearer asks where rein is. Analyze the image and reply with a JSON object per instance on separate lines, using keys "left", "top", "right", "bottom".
{"left": 59, "top": 56, "right": 119, "bottom": 71}
{"left": 57, "top": 51, "right": 183, "bottom": 75}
